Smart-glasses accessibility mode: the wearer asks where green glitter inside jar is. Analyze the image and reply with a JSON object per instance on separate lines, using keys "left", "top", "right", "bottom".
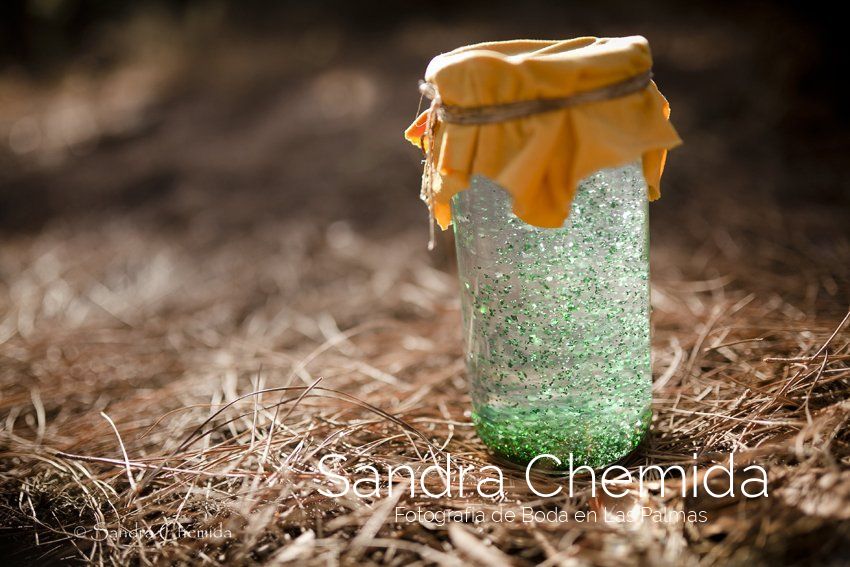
{"left": 451, "top": 163, "right": 652, "bottom": 468}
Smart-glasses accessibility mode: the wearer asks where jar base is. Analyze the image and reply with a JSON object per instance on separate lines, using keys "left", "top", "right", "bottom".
{"left": 472, "top": 402, "right": 651, "bottom": 469}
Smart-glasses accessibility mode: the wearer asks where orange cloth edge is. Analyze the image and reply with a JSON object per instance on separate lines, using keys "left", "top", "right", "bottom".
{"left": 405, "top": 36, "right": 682, "bottom": 230}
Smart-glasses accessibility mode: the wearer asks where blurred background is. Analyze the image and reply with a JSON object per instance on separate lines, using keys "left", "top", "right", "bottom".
{"left": 1, "top": 0, "right": 847, "bottom": 240}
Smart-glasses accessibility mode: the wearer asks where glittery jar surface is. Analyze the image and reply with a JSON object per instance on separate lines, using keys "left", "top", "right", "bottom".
{"left": 451, "top": 164, "right": 651, "bottom": 468}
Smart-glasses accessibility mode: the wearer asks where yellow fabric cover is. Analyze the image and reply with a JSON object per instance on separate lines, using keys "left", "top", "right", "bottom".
{"left": 405, "top": 36, "right": 682, "bottom": 229}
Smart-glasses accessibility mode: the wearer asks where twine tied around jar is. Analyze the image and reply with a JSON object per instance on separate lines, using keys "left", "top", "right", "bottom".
{"left": 415, "top": 69, "right": 652, "bottom": 249}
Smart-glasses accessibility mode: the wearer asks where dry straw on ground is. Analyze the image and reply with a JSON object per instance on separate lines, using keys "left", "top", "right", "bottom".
{"left": 1, "top": 208, "right": 848, "bottom": 565}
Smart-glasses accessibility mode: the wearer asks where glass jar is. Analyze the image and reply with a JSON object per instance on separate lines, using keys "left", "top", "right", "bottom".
{"left": 451, "top": 162, "right": 651, "bottom": 468}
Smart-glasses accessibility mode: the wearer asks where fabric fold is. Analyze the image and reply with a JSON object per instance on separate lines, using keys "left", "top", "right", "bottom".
{"left": 404, "top": 36, "right": 682, "bottom": 229}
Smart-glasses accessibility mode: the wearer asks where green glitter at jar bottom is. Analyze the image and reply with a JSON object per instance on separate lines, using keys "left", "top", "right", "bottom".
{"left": 471, "top": 401, "right": 651, "bottom": 468}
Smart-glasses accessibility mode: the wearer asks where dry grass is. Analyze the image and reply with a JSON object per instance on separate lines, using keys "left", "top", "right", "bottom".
{"left": 1, "top": 204, "right": 849, "bottom": 565}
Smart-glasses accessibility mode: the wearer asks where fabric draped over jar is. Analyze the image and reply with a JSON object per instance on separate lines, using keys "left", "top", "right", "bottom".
{"left": 404, "top": 36, "right": 683, "bottom": 230}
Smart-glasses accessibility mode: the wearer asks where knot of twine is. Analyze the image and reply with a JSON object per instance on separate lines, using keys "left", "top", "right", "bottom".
{"left": 415, "top": 69, "right": 652, "bottom": 249}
